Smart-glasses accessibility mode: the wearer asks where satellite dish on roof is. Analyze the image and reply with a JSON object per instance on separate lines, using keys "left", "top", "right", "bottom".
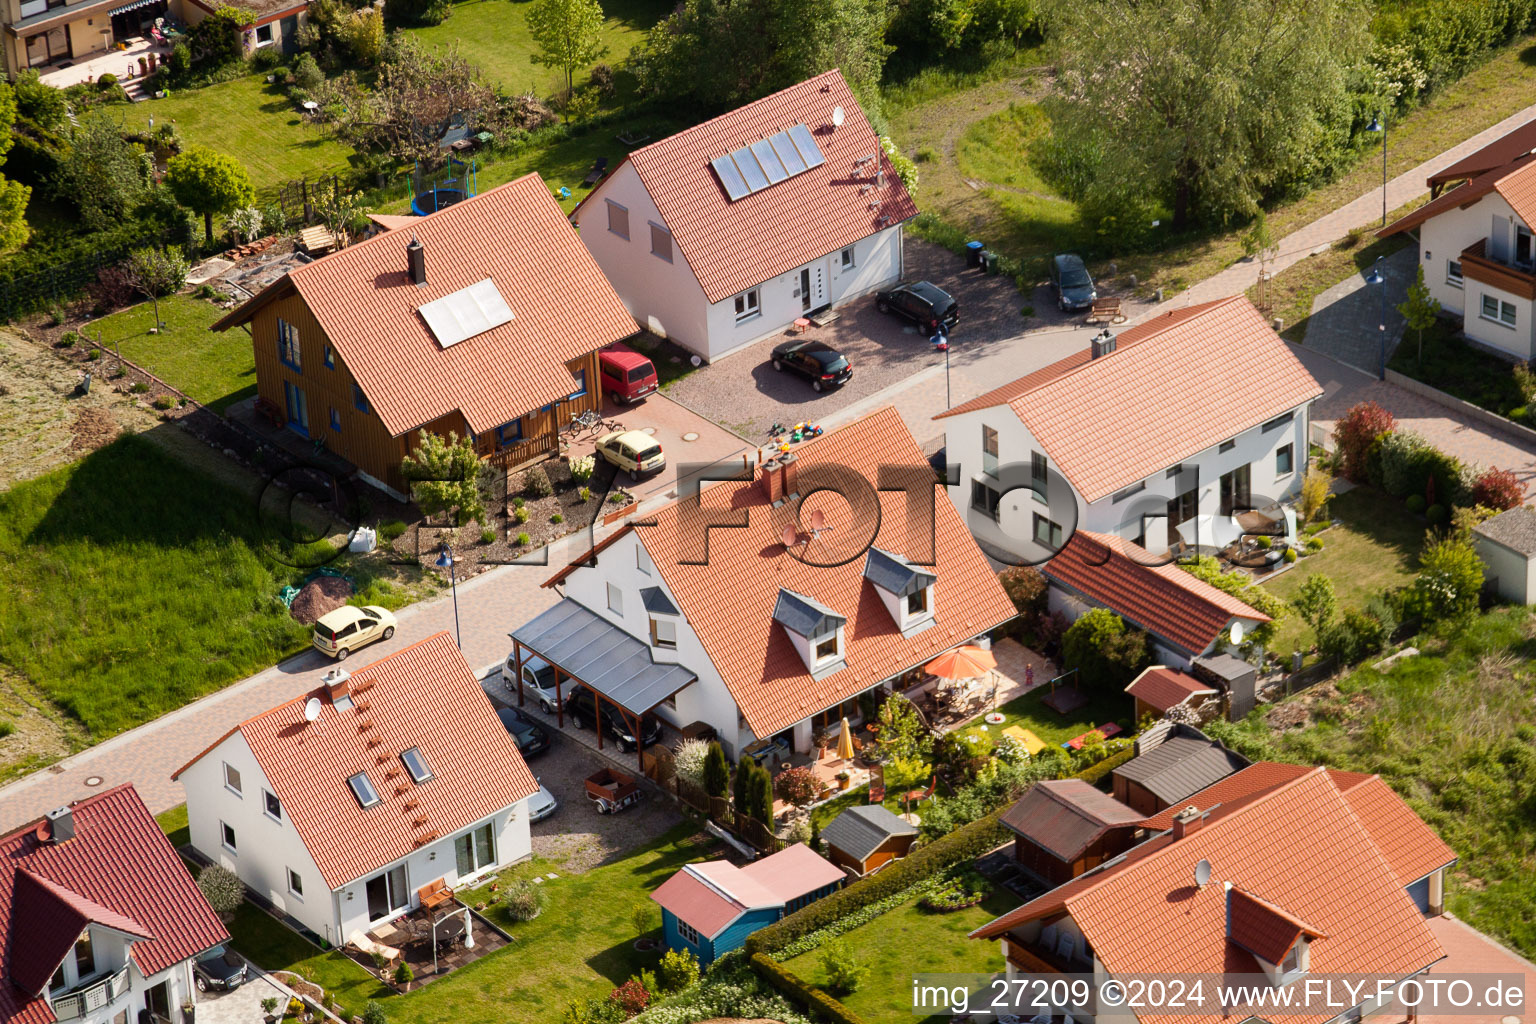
{"left": 832, "top": 106, "right": 846, "bottom": 128}
{"left": 304, "top": 697, "right": 322, "bottom": 723}
{"left": 1194, "top": 859, "right": 1212, "bottom": 888}
{"left": 780, "top": 524, "right": 798, "bottom": 548}
{"left": 809, "top": 508, "right": 826, "bottom": 532}
{"left": 1229, "top": 621, "right": 1244, "bottom": 645}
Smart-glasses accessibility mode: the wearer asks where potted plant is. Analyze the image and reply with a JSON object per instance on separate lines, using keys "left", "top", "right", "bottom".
{"left": 836, "top": 770, "right": 851, "bottom": 791}
{"left": 261, "top": 998, "right": 280, "bottom": 1024}
{"left": 812, "top": 728, "right": 828, "bottom": 759}
{"left": 181, "top": 1001, "right": 195, "bottom": 1024}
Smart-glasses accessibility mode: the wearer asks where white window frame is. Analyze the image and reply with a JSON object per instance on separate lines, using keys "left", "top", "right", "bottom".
{"left": 733, "top": 289, "right": 760, "bottom": 323}
{"left": 649, "top": 222, "right": 672, "bottom": 263}
{"left": 223, "top": 762, "right": 242, "bottom": 796}
{"left": 287, "top": 869, "right": 304, "bottom": 899}
{"left": 636, "top": 544, "right": 651, "bottom": 575}
{"left": 262, "top": 789, "right": 282, "bottom": 822}
{"left": 1446, "top": 259, "right": 1463, "bottom": 288}
{"left": 840, "top": 246, "right": 855, "bottom": 269}
{"left": 650, "top": 616, "right": 677, "bottom": 650}
{"left": 1480, "top": 294, "right": 1518, "bottom": 329}
{"left": 1276, "top": 443, "right": 1294, "bottom": 477}
{"left": 220, "top": 821, "right": 237, "bottom": 853}
{"left": 606, "top": 200, "right": 629, "bottom": 240}
{"left": 607, "top": 582, "right": 623, "bottom": 615}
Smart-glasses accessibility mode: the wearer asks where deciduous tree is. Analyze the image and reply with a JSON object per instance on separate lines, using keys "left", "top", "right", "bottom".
{"left": 57, "top": 117, "right": 146, "bottom": 232}
{"left": 124, "top": 245, "right": 189, "bottom": 328}
{"left": 165, "top": 146, "right": 255, "bottom": 245}
{"left": 1397, "top": 263, "right": 1442, "bottom": 365}
{"left": 1042, "top": 0, "right": 1366, "bottom": 229}
{"left": 527, "top": 0, "right": 607, "bottom": 98}
{"left": 400, "top": 430, "right": 485, "bottom": 525}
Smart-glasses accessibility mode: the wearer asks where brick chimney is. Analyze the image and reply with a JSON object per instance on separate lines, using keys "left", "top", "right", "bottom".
{"left": 761, "top": 457, "right": 784, "bottom": 505}
{"left": 407, "top": 235, "right": 426, "bottom": 286}
{"left": 324, "top": 667, "right": 352, "bottom": 704}
{"left": 1171, "top": 805, "right": 1205, "bottom": 840}
{"left": 780, "top": 452, "right": 799, "bottom": 500}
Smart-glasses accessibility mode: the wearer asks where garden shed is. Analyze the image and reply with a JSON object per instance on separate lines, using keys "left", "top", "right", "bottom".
{"left": 1471, "top": 506, "right": 1536, "bottom": 604}
{"left": 820, "top": 804, "right": 918, "bottom": 876}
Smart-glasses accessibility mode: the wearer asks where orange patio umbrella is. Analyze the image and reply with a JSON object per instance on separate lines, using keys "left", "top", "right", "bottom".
{"left": 924, "top": 645, "right": 997, "bottom": 680}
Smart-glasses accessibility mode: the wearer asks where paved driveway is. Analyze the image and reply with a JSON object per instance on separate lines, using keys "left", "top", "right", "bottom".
{"left": 665, "top": 239, "right": 1028, "bottom": 440}
{"left": 1420, "top": 915, "right": 1536, "bottom": 1024}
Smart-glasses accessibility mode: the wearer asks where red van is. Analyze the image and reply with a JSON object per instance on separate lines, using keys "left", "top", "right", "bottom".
{"left": 598, "top": 342, "right": 659, "bottom": 404}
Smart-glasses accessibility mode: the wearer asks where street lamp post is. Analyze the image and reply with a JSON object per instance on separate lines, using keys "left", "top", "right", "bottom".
{"left": 1366, "top": 113, "right": 1388, "bottom": 227}
{"left": 435, "top": 545, "right": 462, "bottom": 649}
{"left": 1366, "top": 259, "right": 1388, "bottom": 380}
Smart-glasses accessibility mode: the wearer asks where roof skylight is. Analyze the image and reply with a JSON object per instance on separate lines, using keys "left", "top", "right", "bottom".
{"left": 400, "top": 747, "right": 433, "bottom": 784}
{"left": 347, "top": 771, "right": 381, "bottom": 808}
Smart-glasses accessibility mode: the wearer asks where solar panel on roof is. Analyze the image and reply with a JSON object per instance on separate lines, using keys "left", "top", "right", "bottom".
{"left": 789, "top": 123, "right": 826, "bottom": 168}
{"left": 711, "top": 154, "right": 751, "bottom": 200}
{"left": 417, "top": 277, "right": 514, "bottom": 349}
{"left": 769, "top": 131, "right": 807, "bottom": 176}
{"left": 732, "top": 145, "right": 770, "bottom": 192}
{"left": 750, "top": 139, "right": 788, "bottom": 184}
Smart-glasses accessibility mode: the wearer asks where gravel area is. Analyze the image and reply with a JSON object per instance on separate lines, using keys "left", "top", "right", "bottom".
{"left": 665, "top": 239, "right": 1028, "bottom": 440}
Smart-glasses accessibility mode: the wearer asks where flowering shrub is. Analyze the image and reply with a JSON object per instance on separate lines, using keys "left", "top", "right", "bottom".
{"left": 774, "top": 764, "right": 819, "bottom": 806}
{"left": 671, "top": 738, "right": 710, "bottom": 787}
{"left": 569, "top": 455, "right": 595, "bottom": 484}
{"left": 610, "top": 978, "right": 649, "bottom": 1016}
{"left": 1472, "top": 467, "right": 1524, "bottom": 511}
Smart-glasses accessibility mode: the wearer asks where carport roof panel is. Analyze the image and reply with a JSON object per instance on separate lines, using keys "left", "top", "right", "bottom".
{"left": 512, "top": 599, "right": 696, "bottom": 716}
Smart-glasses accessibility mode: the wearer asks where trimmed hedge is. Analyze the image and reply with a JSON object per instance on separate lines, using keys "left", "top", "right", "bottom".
{"left": 750, "top": 953, "right": 869, "bottom": 1024}
{"left": 1071, "top": 745, "right": 1136, "bottom": 787}
{"left": 744, "top": 807, "right": 1010, "bottom": 957}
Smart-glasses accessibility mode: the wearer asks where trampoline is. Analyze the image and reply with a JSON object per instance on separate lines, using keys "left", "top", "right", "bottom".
{"left": 409, "top": 156, "right": 479, "bottom": 216}
{"left": 411, "top": 187, "right": 470, "bottom": 216}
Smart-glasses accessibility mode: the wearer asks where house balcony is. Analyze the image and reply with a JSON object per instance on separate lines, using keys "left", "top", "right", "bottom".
{"left": 1461, "top": 238, "right": 1536, "bottom": 301}
{"left": 49, "top": 965, "right": 132, "bottom": 1021}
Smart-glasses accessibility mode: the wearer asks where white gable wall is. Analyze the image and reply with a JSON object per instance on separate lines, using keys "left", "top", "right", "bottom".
{"left": 179, "top": 731, "right": 332, "bottom": 939}
{"left": 1415, "top": 191, "right": 1536, "bottom": 358}
{"left": 940, "top": 396, "right": 1310, "bottom": 561}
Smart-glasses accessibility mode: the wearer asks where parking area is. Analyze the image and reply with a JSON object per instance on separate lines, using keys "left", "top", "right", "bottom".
{"left": 665, "top": 239, "right": 1029, "bottom": 440}
{"left": 478, "top": 672, "right": 685, "bottom": 874}
{"left": 193, "top": 968, "right": 290, "bottom": 1024}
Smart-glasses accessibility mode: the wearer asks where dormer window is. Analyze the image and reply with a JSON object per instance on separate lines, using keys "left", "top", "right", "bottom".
{"left": 348, "top": 771, "right": 381, "bottom": 808}
{"left": 1280, "top": 944, "right": 1300, "bottom": 974}
{"left": 772, "top": 588, "right": 847, "bottom": 676}
{"left": 400, "top": 747, "right": 433, "bottom": 783}
{"left": 863, "top": 548, "right": 937, "bottom": 636}
{"left": 814, "top": 634, "right": 840, "bottom": 663}
{"left": 1227, "top": 887, "right": 1324, "bottom": 986}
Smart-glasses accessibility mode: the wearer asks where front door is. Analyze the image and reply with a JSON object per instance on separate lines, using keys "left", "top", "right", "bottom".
{"left": 1220, "top": 464, "right": 1251, "bottom": 516}
{"left": 283, "top": 381, "right": 309, "bottom": 437}
{"left": 799, "top": 264, "right": 826, "bottom": 311}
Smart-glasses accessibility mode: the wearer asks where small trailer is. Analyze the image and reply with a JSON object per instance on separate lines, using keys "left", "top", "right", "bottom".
{"left": 585, "top": 767, "right": 644, "bottom": 814}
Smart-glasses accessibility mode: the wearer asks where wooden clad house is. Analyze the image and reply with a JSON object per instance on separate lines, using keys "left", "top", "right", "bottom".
{"left": 214, "top": 174, "right": 637, "bottom": 498}
{"left": 1000, "top": 779, "right": 1143, "bottom": 886}
{"left": 820, "top": 804, "right": 918, "bottom": 876}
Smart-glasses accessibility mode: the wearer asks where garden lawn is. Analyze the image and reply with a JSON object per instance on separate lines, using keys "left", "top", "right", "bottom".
{"left": 136, "top": 75, "right": 356, "bottom": 196}
{"left": 1260, "top": 487, "right": 1425, "bottom": 655}
{"left": 810, "top": 784, "right": 911, "bottom": 831}
{"left": 229, "top": 903, "right": 390, "bottom": 1019}
{"left": 1214, "top": 606, "right": 1536, "bottom": 959}
{"left": 961, "top": 677, "right": 1127, "bottom": 751}
{"left": 0, "top": 433, "right": 322, "bottom": 738}
{"left": 238, "top": 825, "right": 707, "bottom": 1024}
{"left": 781, "top": 887, "right": 1019, "bottom": 1023}
{"left": 409, "top": 0, "right": 671, "bottom": 98}
{"left": 88, "top": 294, "right": 255, "bottom": 412}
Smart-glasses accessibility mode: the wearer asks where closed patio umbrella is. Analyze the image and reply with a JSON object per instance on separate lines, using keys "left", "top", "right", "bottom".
{"left": 836, "top": 717, "right": 855, "bottom": 762}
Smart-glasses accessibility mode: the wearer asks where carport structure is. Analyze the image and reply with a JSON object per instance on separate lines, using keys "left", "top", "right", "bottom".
{"left": 509, "top": 599, "right": 697, "bottom": 770}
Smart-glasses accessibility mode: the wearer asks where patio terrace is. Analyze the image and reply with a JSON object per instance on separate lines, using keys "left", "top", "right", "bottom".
{"left": 345, "top": 898, "right": 510, "bottom": 985}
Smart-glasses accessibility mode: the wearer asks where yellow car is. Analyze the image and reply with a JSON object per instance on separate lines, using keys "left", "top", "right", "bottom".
{"left": 312, "top": 605, "right": 397, "bottom": 661}
{"left": 594, "top": 430, "right": 666, "bottom": 478}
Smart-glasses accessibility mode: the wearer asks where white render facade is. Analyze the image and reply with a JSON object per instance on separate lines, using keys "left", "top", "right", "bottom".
{"left": 179, "top": 731, "right": 531, "bottom": 947}
{"left": 43, "top": 929, "right": 198, "bottom": 1024}
{"left": 939, "top": 397, "right": 1312, "bottom": 565}
{"left": 573, "top": 161, "right": 906, "bottom": 363}
{"left": 1414, "top": 191, "right": 1536, "bottom": 359}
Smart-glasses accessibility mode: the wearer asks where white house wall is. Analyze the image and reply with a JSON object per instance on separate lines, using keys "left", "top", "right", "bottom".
{"left": 1472, "top": 535, "right": 1534, "bottom": 604}
{"left": 939, "top": 396, "right": 1310, "bottom": 561}
{"left": 557, "top": 531, "right": 747, "bottom": 757}
{"left": 1416, "top": 192, "right": 1522, "bottom": 317}
{"left": 1462, "top": 276, "right": 1536, "bottom": 359}
{"left": 179, "top": 732, "right": 333, "bottom": 941}
{"left": 573, "top": 163, "right": 712, "bottom": 353}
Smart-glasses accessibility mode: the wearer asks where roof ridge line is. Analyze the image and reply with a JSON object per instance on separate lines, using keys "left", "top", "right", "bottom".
{"left": 627, "top": 69, "right": 845, "bottom": 166}
{"left": 0, "top": 782, "right": 138, "bottom": 843}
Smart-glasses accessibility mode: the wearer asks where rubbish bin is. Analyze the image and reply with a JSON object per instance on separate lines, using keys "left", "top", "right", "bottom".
{"left": 966, "top": 240, "right": 985, "bottom": 267}
{"left": 981, "top": 251, "right": 999, "bottom": 275}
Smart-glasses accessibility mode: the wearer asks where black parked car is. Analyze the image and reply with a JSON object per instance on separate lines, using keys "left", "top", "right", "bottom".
{"left": 770, "top": 339, "right": 853, "bottom": 392}
{"left": 497, "top": 705, "right": 552, "bottom": 757}
{"left": 1050, "top": 253, "right": 1097, "bottom": 311}
{"left": 565, "top": 684, "right": 663, "bottom": 753}
{"left": 874, "top": 281, "right": 960, "bottom": 334}
{"left": 192, "top": 946, "right": 247, "bottom": 992}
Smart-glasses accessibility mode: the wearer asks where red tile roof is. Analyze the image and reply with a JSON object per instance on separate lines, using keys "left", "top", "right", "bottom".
{"left": 1380, "top": 155, "right": 1536, "bottom": 239}
{"left": 1124, "top": 666, "right": 1218, "bottom": 714}
{"left": 214, "top": 175, "right": 637, "bottom": 438}
{"left": 578, "top": 70, "right": 918, "bottom": 304}
{"left": 1336, "top": 775, "right": 1458, "bottom": 886}
{"left": 582, "top": 406, "right": 1017, "bottom": 739}
{"left": 1227, "top": 887, "right": 1328, "bottom": 965}
{"left": 1044, "top": 531, "right": 1269, "bottom": 655}
{"left": 973, "top": 769, "right": 1446, "bottom": 1024}
{"left": 651, "top": 844, "right": 842, "bottom": 938}
{"left": 936, "top": 296, "right": 1321, "bottom": 501}
{"left": 1428, "top": 118, "right": 1536, "bottom": 189}
{"left": 0, "top": 785, "right": 228, "bottom": 1024}
{"left": 173, "top": 632, "right": 538, "bottom": 891}
{"left": 1137, "top": 761, "right": 1314, "bottom": 830}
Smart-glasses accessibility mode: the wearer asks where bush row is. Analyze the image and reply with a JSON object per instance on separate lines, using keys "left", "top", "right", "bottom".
{"left": 744, "top": 809, "right": 1010, "bottom": 957}
{"left": 749, "top": 953, "right": 869, "bottom": 1024}
{"left": 1070, "top": 745, "right": 1136, "bottom": 787}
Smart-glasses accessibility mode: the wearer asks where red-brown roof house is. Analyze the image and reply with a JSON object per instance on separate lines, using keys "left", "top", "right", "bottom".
{"left": 213, "top": 174, "right": 637, "bottom": 498}
{"left": 1001, "top": 779, "right": 1144, "bottom": 886}
{"left": 173, "top": 632, "right": 538, "bottom": 948}
{"left": 1125, "top": 665, "right": 1219, "bottom": 722}
{"left": 0, "top": 785, "right": 228, "bottom": 1024}
{"left": 972, "top": 768, "right": 1452, "bottom": 1024}
{"left": 571, "top": 70, "right": 919, "bottom": 362}
{"left": 521, "top": 405, "right": 1018, "bottom": 762}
